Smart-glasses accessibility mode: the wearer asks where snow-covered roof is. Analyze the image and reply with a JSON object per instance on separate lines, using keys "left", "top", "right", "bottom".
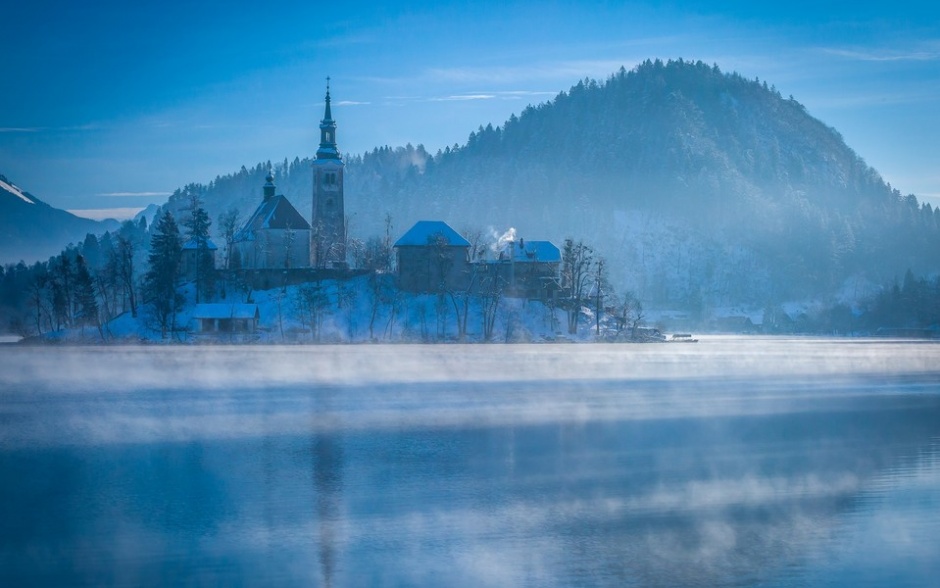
{"left": 491, "top": 239, "right": 561, "bottom": 263}
{"left": 394, "top": 220, "right": 471, "bottom": 248}
{"left": 234, "top": 195, "right": 311, "bottom": 242}
{"left": 193, "top": 303, "right": 259, "bottom": 320}
{"left": 182, "top": 238, "right": 218, "bottom": 250}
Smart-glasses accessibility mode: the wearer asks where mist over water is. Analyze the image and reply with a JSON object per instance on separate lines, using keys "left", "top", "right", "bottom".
{"left": 1, "top": 338, "right": 938, "bottom": 586}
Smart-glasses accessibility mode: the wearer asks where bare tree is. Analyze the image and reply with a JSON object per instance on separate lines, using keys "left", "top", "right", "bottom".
{"left": 561, "top": 238, "right": 594, "bottom": 335}
{"left": 593, "top": 257, "right": 609, "bottom": 336}
{"left": 217, "top": 208, "right": 241, "bottom": 270}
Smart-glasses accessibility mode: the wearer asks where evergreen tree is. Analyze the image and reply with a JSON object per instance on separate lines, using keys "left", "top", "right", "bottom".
{"left": 144, "top": 210, "right": 183, "bottom": 338}
{"left": 182, "top": 193, "right": 215, "bottom": 303}
{"left": 74, "top": 254, "right": 100, "bottom": 336}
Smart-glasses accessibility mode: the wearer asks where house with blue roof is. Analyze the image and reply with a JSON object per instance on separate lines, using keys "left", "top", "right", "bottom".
{"left": 394, "top": 220, "right": 471, "bottom": 292}
{"left": 477, "top": 237, "right": 562, "bottom": 300}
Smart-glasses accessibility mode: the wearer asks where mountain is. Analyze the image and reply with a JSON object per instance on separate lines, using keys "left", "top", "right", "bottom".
{"left": 166, "top": 59, "right": 940, "bottom": 308}
{"left": 0, "top": 174, "right": 115, "bottom": 264}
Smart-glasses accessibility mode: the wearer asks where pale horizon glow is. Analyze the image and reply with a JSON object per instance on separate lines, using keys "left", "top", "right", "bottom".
{"left": 68, "top": 207, "right": 147, "bottom": 221}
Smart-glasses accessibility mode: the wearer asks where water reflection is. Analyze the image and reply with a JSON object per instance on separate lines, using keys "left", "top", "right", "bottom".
{"left": 313, "top": 433, "right": 343, "bottom": 588}
{"left": 0, "top": 341, "right": 938, "bottom": 586}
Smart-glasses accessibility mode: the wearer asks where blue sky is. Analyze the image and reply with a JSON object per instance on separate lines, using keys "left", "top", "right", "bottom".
{"left": 1, "top": 1, "right": 938, "bottom": 218}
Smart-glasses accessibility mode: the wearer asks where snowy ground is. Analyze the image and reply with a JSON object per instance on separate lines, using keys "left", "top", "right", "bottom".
{"left": 46, "top": 276, "right": 591, "bottom": 344}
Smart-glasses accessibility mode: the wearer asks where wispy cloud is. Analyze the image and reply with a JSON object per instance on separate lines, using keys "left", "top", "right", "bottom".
{"left": 430, "top": 94, "right": 497, "bottom": 102}
{"left": 96, "top": 191, "right": 172, "bottom": 198}
{"left": 335, "top": 100, "right": 371, "bottom": 106}
{"left": 820, "top": 43, "right": 940, "bottom": 62}
{"left": 809, "top": 89, "right": 938, "bottom": 109}
{"left": 424, "top": 59, "right": 637, "bottom": 85}
{"left": 0, "top": 124, "right": 101, "bottom": 133}
{"left": 390, "top": 90, "right": 559, "bottom": 104}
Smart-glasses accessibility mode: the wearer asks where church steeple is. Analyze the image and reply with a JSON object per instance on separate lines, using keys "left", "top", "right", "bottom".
{"left": 263, "top": 169, "right": 276, "bottom": 201}
{"left": 311, "top": 75, "right": 346, "bottom": 268}
{"left": 317, "top": 77, "right": 339, "bottom": 160}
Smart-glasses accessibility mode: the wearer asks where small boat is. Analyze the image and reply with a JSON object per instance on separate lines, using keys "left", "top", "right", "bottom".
{"left": 669, "top": 333, "right": 699, "bottom": 343}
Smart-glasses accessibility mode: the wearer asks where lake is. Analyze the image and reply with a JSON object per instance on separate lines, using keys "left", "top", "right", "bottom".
{"left": 1, "top": 338, "right": 938, "bottom": 586}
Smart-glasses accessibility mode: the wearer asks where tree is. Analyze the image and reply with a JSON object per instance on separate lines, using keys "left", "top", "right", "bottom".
{"left": 217, "top": 208, "right": 241, "bottom": 270}
{"left": 182, "top": 192, "right": 214, "bottom": 303}
{"left": 74, "top": 254, "right": 101, "bottom": 338}
{"left": 53, "top": 254, "right": 74, "bottom": 328}
{"left": 144, "top": 211, "right": 183, "bottom": 338}
{"left": 113, "top": 221, "right": 140, "bottom": 317}
{"left": 592, "top": 257, "right": 609, "bottom": 336}
{"left": 561, "top": 238, "right": 594, "bottom": 334}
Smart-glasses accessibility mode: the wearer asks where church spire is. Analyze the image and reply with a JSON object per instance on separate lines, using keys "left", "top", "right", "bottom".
{"left": 317, "top": 76, "right": 339, "bottom": 160}
{"left": 324, "top": 76, "right": 333, "bottom": 122}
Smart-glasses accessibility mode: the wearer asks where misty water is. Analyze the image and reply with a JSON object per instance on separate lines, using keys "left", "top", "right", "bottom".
{"left": 1, "top": 338, "right": 938, "bottom": 587}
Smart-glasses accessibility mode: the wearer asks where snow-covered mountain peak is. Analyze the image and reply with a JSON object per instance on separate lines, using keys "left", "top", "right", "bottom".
{"left": 0, "top": 176, "right": 36, "bottom": 205}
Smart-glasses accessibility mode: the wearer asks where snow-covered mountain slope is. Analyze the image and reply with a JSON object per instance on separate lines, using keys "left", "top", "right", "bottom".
{"left": 0, "top": 174, "right": 114, "bottom": 264}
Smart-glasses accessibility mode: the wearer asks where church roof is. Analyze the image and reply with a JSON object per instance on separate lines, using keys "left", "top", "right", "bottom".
{"left": 394, "top": 220, "right": 470, "bottom": 248}
{"left": 235, "top": 194, "right": 311, "bottom": 242}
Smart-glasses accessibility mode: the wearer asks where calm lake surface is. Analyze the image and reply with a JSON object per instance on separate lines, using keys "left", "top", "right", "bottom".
{"left": 1, "top": 337, "right": 938, "bottom": 587}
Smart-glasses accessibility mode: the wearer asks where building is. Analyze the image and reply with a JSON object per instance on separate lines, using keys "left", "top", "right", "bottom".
{"left": 479, "top": 238, "right": 561, "bottom": 299}
{"left": 394, "top": 220, "right": 471, "bottom": 292}
{"left": 193, "top": 303, "right": 260, "bottom": 333}
{"left": 233, "top": 171, "right": 311, "bottom": 270}
{"left": 180, "top": 237, "right": 218, "bottom": 281}
{"left": 311, "top": 78, "right": 347, "bottom": 269}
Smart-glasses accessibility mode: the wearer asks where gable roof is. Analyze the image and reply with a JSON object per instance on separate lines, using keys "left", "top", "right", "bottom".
{"left": 394, "top": 220, "right": 470, "bottom": 248}
{"left": 193, "top": 303, "right": 259, "bottom": 320}
{"left": 234, "top": 195, "right": 311, "bottom": 242}
{"left": 489, "top": 239, "right": 561, "bottom": 263}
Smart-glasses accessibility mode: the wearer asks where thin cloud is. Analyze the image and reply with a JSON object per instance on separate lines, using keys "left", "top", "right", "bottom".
{"left": 336, "top": 100, "right": 371, "bottom": 106}
{"left": 430, "top": 94, "right": 496, "bottom": 102}
{"left": 0, "top": 124, "right": 101, "bottom": 133}
{"left": 821, "top": 45, "right": 940, "bottom": 62}
{"left": 96, "top": 191, "right": 172, "bottom": 198}
{"left": 810, "top": 89, "right": 938, "bottom": 109}
{"left": 424, "top": 59, "right": 636, "bottom": 85}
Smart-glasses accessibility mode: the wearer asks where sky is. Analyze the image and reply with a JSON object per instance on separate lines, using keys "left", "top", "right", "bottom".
{"left": 1, "top": 0, "right": 938, "bottom": 219}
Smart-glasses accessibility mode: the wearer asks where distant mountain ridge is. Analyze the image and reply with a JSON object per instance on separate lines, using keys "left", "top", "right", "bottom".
{"left": 167, "top": 59, "right": 940, "bottom": 307}
{"left": 0, "top": 174, "right": 116, "bottom": 264}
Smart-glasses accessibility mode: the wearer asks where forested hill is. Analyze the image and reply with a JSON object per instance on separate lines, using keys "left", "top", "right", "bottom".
{"left": 174, "top": 59, "right": 940, "bottom": 307}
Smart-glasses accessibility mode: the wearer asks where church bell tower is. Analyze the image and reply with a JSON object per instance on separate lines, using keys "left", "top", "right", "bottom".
{"left": 311, "top": 77, "right": 346, "bottom": 268}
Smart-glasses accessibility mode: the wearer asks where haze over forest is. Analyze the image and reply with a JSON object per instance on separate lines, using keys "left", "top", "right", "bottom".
{"left": 157, "top": 59, "right": 940, "bottom": 308}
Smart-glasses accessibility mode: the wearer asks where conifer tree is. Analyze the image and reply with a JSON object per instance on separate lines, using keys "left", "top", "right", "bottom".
{"left": 144, "top": 210, "right": 183, "bottom": 338}
{"left": 182, "top": 192, "right": 215, "bottom": 303}
{"left": 74, "top": 254, "right": 100, "bottom": 337}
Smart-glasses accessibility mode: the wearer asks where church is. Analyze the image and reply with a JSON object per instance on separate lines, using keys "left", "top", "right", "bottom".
{"left": 233, "top": 80, "right": 347, "bottom": 271}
